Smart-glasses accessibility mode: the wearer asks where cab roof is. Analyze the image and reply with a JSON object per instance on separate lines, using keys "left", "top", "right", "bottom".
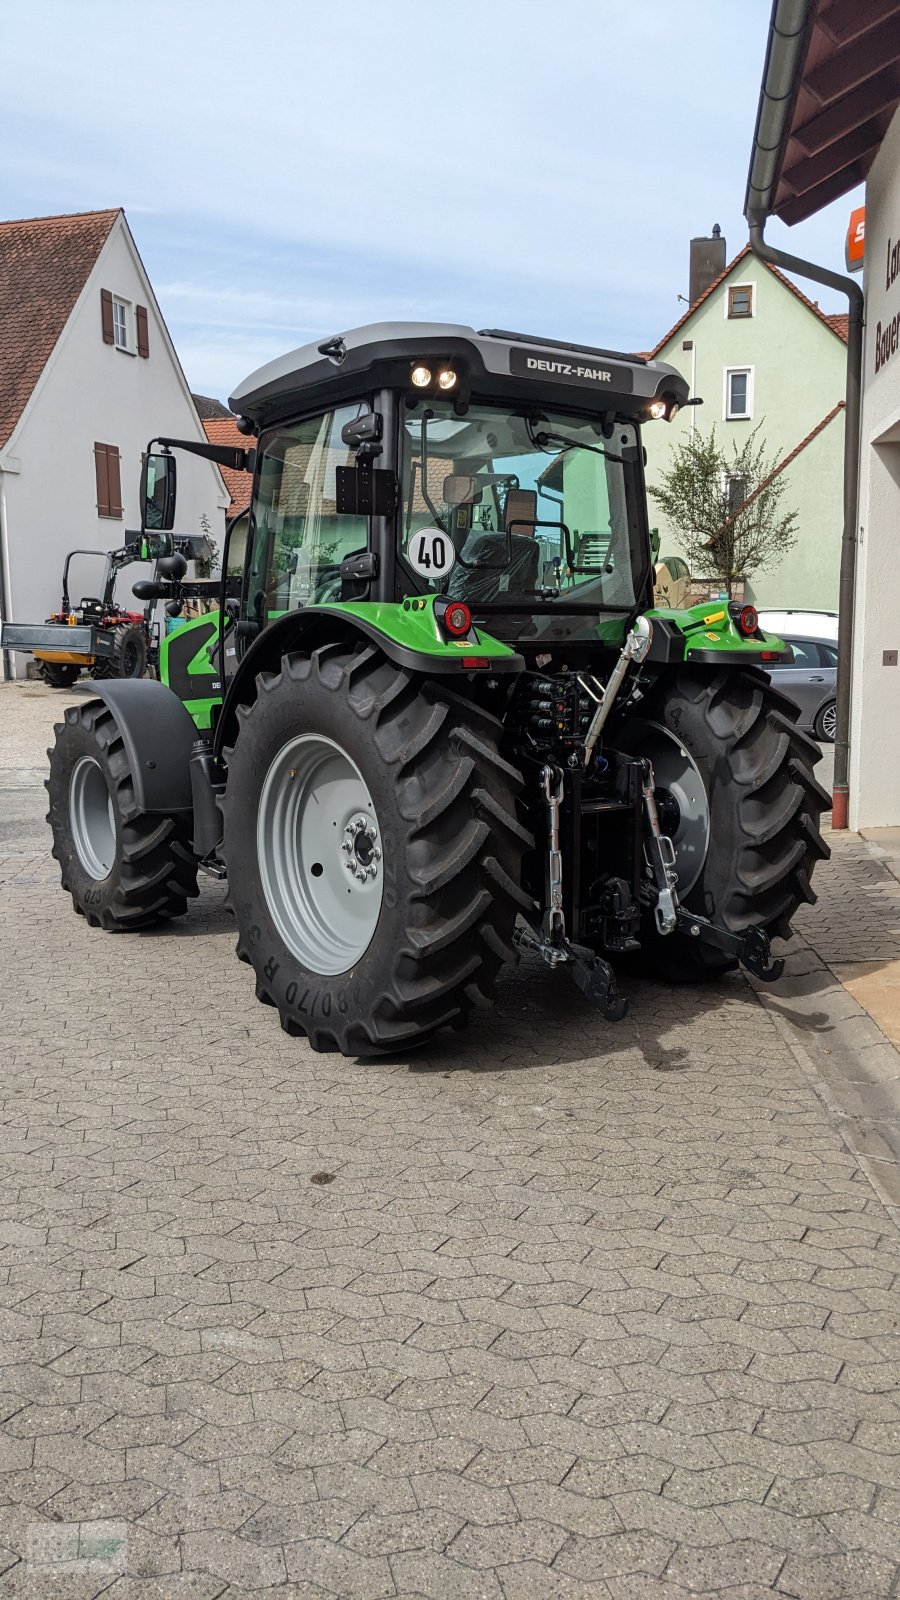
{"left": 229, "top": 321, "right": 690, "bottom": 432}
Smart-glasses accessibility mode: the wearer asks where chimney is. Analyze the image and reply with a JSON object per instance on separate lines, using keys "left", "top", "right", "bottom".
{"left": 689, "top": 224, "right": 726, "bottom": 306}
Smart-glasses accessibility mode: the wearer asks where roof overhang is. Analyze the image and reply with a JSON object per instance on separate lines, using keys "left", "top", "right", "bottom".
{"left": 745, "top": 0, "right": 900, "bottom": 227}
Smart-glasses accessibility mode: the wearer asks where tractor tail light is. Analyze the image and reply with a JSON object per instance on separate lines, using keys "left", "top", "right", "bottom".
{"left": 462, "top": 656, "right": 489, "bottom": 668}
{"left": 738, "top": 605, "right": 759, "bottom": 636}
{"left": 442, "top": 601, "right": 472, "bottom": 638}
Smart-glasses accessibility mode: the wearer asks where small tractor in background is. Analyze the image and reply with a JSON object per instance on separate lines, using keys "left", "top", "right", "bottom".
{"left": 2, "top": 533, "right": 215, "bottom": 687}
{"left": 44, "top": 325, "right": 829, "bottom": 1056}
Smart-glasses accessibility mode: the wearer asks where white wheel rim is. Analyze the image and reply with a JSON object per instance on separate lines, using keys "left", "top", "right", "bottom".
{"left": 69, "top": 756, "right": 116, "bottom": 880}
{"left": 257, "top": 733, "right": 383, "bottom": 976}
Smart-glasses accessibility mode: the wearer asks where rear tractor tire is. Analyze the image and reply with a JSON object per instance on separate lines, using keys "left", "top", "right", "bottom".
{"left": 91, "top": 622, "right": 148, "bottom": 681}
{"left": 46, "top": 700, "right": 199, "bottom": 929}
{"left": 221, "top": 642, "right": 532, "bottom": 1055}
{"left": 615, "top": 666, "right": 830, "bottom": 981}
{"left": 37, "top": 661, "right": 80, "bottom": 689}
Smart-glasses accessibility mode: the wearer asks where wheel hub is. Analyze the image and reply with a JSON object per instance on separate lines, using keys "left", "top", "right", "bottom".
{"left": 341, "top": 816, "right": 381, "bottom": 881}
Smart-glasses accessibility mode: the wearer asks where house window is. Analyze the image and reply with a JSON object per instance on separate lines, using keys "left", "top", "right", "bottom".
{"left": 100, "top": 288, "right": 150, "bottom": 357}
{"left": 725, "top": 367, "right": 753, "bottom": 419}
{"left": 728, "top": 284, "right": 753, "bottom": 318}
{"left": 725, "top": 474, "right": 748, "bottom": 513}
{"left": 94, "top": 442, "right": 123, "bottom": 519}
{"left": 112, "top": 297, "right": 131, "bottom": 351}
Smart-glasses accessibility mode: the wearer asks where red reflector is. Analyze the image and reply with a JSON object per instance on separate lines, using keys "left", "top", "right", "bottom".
{"left": 760, "top": 650, "right": 780, "bottom": 660}
{"left": 461, "top": 656, "right": 489, "bottom": 668}
{"left": 738, "top": 604, "right": 759, "bottom": 636}
{"left": 443, "top": 601, "right": 472, "bottom": 637}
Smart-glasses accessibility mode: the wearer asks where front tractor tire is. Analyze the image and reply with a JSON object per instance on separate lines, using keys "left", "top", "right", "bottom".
{"left": 46, "top": 700, "right": 199, "bottom": 929}
{"left": 621, "top": 666, "right": 830, "bottom": 981}
{"left": 221, "top": 643, "right": 532, "bottom": 1055}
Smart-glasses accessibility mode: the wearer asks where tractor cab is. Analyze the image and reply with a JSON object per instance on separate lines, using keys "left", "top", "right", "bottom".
{"left": 227, "top": 324, "right": 689, "bottom": 656}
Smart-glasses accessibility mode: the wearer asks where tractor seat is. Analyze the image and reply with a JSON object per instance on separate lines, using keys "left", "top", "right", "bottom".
{"left": 449, "top": 533, "right": 540, "bottom": 606}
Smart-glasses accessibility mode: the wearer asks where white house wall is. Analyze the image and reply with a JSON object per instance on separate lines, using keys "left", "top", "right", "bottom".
{"left": 849, "top": 105, "right": 900, "bottom": 830}
{"left": 1, "top": 220, "right": 226, "bottom": 676}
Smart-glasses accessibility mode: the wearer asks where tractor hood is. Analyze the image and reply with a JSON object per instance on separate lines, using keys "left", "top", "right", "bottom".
{"left": 229, "top": 322, "right": 689, "bottom": 432}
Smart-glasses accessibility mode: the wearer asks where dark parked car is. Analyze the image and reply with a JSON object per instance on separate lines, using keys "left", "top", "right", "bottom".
{"left": 764, "top": 635, "right": 837, "bottom": 742}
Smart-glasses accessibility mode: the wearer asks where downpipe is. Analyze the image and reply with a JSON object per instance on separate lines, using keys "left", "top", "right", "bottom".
{"left": 0, "top": 473, "right": 12, "bottom": 682}
{"left": 748, "top": 214, "right": 863, "bottom": 828}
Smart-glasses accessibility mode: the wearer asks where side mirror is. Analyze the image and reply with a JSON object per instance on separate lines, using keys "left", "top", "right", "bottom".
{"left": 139, "top": 531, "right": 173, "bottom": 561}
{"left": 140, "top": 451, "right": 177, "bottom": 532}
{"left": 443, "top": 474, "right": 480, "bottom": 506}
{"left": 649, "top": 525, "right": 661, "bottom": 562}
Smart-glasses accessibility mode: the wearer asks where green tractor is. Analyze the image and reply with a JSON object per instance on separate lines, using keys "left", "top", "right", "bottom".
{"left": 46, "top": 324, "right": 829, "bottom": 1053}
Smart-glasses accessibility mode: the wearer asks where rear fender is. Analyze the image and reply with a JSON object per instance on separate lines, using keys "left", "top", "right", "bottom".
{"left": 79, "top": 679, "right": 196, "bottom": 813}
{"left": 644, "top": 604, "right": 792, "bottom": 667}
{"left": 213, "top": 601, "right": 522, "bottom": 758}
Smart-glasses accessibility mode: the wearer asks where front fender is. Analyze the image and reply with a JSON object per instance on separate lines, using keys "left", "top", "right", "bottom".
{"left": 80, "top": 679, "right": 196, "bottom": 813}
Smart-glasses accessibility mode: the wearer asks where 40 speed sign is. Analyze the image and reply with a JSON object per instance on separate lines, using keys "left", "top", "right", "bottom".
{"left": 406, "top": 528, "right": 456, "bottom": 578}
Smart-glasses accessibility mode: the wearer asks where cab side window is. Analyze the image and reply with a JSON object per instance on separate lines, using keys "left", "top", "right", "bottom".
{"left": 248, "top": 405, "right": 367, "bottom": 624}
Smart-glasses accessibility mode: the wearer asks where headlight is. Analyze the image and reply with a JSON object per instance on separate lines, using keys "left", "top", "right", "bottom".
{"left": 410, "top": 365, "right": 432, "bottom": 388}
{"left": 437, "top": 368, "right": 458, "bottom": 391}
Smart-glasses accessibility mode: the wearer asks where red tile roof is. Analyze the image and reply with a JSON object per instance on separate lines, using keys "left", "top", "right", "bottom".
{"left": 0, "top": 209, "right": 120, "bottom": 449}
{"left": 202, "top": 417, "right": 252, "bottom": 516}
{"left": 649, "top": 244, "right": 850, "bottom": 358}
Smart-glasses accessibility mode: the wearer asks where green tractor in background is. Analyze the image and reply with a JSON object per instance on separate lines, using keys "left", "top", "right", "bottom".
{"left": 46, "top": 324, "right": 829, "bottom": 1054}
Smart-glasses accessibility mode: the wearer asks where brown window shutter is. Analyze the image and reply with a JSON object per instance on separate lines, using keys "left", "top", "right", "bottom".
{"left": 94, "top": 443, "right": 111, "bottom": 515}
{"left": 136, "top": 304, "right": 150, "bottom": 358}
{"left": 107, "top": 446, "right": 123, "bottom": 517}
{"left": 100, "top": 288, "right": 114, "bottom": 345}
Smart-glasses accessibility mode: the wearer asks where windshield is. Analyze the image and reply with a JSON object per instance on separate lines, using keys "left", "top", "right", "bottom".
{"left": 400, "top": 401, "right": 645, "bottom": 641}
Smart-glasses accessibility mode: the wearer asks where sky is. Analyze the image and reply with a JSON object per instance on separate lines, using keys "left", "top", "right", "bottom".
{"left": 1, "top": 0, "right": 864, "bottom": 402}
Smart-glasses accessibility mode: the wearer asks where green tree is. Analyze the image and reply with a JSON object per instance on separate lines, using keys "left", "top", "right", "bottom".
{"left": 649, "top": 425, "right": 799, "bottom": 598}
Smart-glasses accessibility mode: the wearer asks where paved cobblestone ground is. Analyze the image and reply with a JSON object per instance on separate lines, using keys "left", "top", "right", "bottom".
{"left": 1, "top": 685, "right": 899, "bottom": 1599}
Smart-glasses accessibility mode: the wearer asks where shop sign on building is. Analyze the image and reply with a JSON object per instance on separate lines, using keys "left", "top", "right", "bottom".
{"left": 846, "top": 205, "right": 865, "bottom": 273}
